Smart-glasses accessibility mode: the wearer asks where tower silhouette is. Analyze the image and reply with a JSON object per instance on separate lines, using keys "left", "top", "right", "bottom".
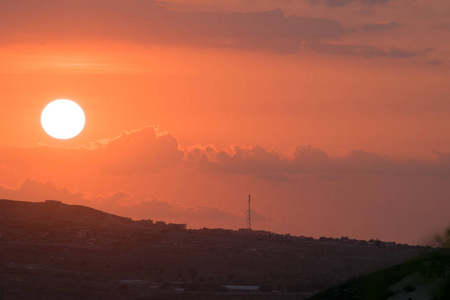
{"left": 247, "top": 195, "right": 251, "bottom": 230}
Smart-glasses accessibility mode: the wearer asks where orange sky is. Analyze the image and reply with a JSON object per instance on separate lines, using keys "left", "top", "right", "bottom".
{"left": 1, "top": 0, "right": 450, "bottom": 245}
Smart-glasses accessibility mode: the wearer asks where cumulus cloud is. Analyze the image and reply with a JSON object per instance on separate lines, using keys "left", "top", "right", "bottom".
{"left": 3, "top": 126, "right": 450, "bottom": 183}
{"left": 92, "top": 126, "right": 184, "bottom": 173}
{"left": 186, "top": 144, "right": 289, "bottom": 180}
{"left": 186, "top": 143, "right": 450, "bottom": 181}
{"left": 292, "top": 145, "right": 331, "bottom": 172}
{"left": 12, "top": 126, "right": 182, "bottom": 174}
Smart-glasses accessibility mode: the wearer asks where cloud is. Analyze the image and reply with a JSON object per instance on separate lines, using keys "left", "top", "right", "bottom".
{"left": 334, "top": 149, "right": 393, "bottom": 173}
{"left": 186, "top": 143, "right": 450, "bottom": 181}
{"left": 0, "top": 126, "right": 185, "bottom": 180}
{"left": 361, "top": 0, "right": 395, "bottom": 5}
{"left": 186, "top": 144, "right": 289, "bottom": 180}
{"left": 0, "top": 0, "right": 436, "bottom": 60}
{"left": 362, "top": 21, "right": 401, "bottom": 32}
{"left": 4, "top": 131, "right": 450, "bottom": 244}
{"left": 305, "top": 40, "right": 433, "bottom": 59}
{"left": 292, "top": 145, "right": 331, "bottom": 172}
{"left": 307, "top": 0, "right": 395, "bottom": 7}
{"left": 93, "top": 133, "right": 450, "bottom": 180}
{"left": 425, "top": 60, "right": 443, "bottom": 66}
{"left": 0, "top": 1, "right": 346, "bottom": 52}
{"left": 3, "top": 126, "right": 450, "bottom": 184}
{"left": 92, "top": 126, "right": 184, "bottom": 174}
{"left": 325, "top": 0, "right": 355, "bottom": 7}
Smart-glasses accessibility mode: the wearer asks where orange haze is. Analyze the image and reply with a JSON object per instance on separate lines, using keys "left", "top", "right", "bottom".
{"left": 1, "top": 0, "right": 450, "bottom": 245}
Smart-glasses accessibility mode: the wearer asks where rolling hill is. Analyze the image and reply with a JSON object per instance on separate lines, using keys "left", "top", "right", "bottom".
{"left": 0, "top": 199, "right": 432, "bottom": 299}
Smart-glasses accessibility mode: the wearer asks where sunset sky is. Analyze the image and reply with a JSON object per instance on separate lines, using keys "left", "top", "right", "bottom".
{"left": 1, "top": 0, "right": 450, "bottom": 245}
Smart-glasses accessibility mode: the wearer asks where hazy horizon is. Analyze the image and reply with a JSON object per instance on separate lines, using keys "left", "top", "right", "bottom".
{"left": 1, "top": 0, "right": 450, "bottom": 245}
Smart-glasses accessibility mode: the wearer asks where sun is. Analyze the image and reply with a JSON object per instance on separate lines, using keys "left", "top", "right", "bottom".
{"left": 41, "top": 99, "right": 86, "bottom": 139}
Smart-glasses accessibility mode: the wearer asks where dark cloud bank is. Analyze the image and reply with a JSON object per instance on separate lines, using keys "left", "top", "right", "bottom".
{"left": 0, "top": 0, "right": 431, "bottom": 58}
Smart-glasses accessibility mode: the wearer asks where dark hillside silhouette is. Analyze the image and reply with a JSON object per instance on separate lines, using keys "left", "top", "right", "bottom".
{"left": 0, "top": 199, "right": 431, "bottom": 300}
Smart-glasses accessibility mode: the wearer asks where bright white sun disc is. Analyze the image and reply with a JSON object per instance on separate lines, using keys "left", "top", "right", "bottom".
{"left": 41, "top": 99, "right": 85, "bottom": 139}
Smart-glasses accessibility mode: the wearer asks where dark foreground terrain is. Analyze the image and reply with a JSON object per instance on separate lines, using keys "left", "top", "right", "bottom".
{"left": 0, "top": 199, "right": 430, "bottom": 299}
{"left": 310, "top": 250, "right": 450, "bottom": 300}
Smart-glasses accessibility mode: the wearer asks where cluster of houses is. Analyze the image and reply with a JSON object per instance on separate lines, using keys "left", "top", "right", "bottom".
{"left": 136, "top": 219, "right": 187, "bottom": 231}
{"left": 75, "top": 220, "right": 187, "bottom": 240}
{"left": 316, "top": 236, "right": 406, "bottom": 248}
{"left": 199, "top": 227, "right": 272, "bottom": 236}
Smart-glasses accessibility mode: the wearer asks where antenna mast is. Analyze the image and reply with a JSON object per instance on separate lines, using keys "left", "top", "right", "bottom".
{"left": 247, "top": 195, "right": 251, "bottom": 230}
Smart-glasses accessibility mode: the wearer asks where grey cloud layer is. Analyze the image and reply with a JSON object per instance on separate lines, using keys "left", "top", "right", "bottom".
{"left": 0, "top": 0, "right": 429, "bottom": 58}
{"left": 0, "top": 1, "right": 344, "bottom": 47}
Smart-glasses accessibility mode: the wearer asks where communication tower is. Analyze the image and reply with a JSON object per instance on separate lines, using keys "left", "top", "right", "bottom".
{"left": 247, "top": 195, "right": 251, "bottom": 229}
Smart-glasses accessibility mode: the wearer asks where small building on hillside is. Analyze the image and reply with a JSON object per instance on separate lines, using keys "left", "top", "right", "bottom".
{"left": 155, "top": 221, "right": 167, "bottom": 230}
{"left": 253, "top": 230, "right": 272, "bottom": 236}
{"left": 168, "top": 223, "right": 187, "bottom": 230}
{"left": 137, "top": 219, "right": 154, "bottom": 225}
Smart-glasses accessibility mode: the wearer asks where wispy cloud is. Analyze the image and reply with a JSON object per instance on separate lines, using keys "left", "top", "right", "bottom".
{"left": 306, "top": 0, "right": 395, "bottom": 7}
{"left": 0, "top": 0, "right": 435, "bottom": 60}
{"left": 362, "top": 21, "right": 401, "bottom": 32}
